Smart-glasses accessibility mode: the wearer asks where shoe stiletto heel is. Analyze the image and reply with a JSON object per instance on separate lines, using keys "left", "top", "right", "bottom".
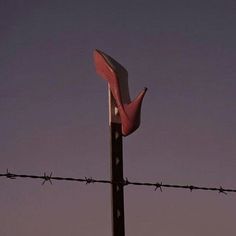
{"left": 94, "top": 49, "right": 147, "bottom": 136}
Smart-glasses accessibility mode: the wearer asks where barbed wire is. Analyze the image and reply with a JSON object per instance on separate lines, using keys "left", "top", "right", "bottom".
{"left": 1, "top": 170, "right": 235, "bottom": 195}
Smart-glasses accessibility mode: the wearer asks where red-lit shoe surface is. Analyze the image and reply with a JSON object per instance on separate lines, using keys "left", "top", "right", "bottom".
{"left": 94, "top": 49, "right": 147, "bottom": 136}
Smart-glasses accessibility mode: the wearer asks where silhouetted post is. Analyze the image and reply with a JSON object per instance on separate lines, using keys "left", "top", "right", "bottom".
{"left": 93, "top": 49, "right": 147, "bottom": 236}
{"left": 109, "top": 87, "right": 125, "bottom": 236}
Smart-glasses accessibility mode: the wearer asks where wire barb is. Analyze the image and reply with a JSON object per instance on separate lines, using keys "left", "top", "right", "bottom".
{"left": 42, "top": 172, "right": 53, "bottom": 185}
{"left": 85, "top": 177, "right": 95, "bottom": 184}
{"left": 219, "top": 186, "right": 227, "bottom": 195}
{"left": 154, "top": 182, "right": 163, "bottom": 192}
{"left": 5, "top": 169, "right": 16, "bottom": 179}
{"left": 123, "top": 177, "right": 130, "bottom": 186}
{"left": 188, "top": 185, "right": 193, "bottom": 192}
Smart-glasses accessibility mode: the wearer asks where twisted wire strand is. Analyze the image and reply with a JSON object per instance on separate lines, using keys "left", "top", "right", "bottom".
{"left": 1, "top": 171, "right": 235, "bottom": 194}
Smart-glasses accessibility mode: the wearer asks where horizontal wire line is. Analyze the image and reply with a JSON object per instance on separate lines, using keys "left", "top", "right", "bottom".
{"left": 0, "top": 171, "right": 235, "bottom": 194}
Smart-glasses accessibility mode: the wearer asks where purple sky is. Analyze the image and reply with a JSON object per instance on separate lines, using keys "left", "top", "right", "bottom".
{"left": 1, "top": 1, "right": 236, "bottom": 235}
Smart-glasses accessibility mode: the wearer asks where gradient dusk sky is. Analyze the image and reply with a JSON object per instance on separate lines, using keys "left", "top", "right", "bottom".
{"left": 1, "top": 1, "right": 236, "bottom": 235}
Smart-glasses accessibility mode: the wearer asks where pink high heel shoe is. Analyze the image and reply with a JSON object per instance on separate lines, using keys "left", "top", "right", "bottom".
{"left": 93, "top": 49, "right": 147, "bottom": 136}
{"left": 94, "top": 49, "right": 147, "bottom": 136}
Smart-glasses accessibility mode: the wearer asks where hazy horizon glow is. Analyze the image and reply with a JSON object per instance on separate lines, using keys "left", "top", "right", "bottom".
{"left": 1, "top": 1, "right": 236, "bottom": 235}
